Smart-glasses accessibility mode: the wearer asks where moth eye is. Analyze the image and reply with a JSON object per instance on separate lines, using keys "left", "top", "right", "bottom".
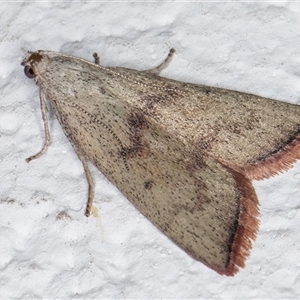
{"left": 24, "top": 65, "right": 35, "bottom": 78}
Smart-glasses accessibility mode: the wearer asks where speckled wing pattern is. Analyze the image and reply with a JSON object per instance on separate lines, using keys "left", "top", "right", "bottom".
{"left": 21, "top": 50, "right": 300, "bottom": 276}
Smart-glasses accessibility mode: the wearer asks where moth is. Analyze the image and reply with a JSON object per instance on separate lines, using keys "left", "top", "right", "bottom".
{"left": 21, "top": 48, "right": 300, "bottom": 276}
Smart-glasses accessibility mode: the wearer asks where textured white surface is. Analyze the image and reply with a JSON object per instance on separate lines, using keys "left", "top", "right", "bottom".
{"left": 1, "top": 2, "right": 300, "bottom": 298}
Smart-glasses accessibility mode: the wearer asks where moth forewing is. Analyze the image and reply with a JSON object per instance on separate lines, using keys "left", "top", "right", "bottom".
{"left": 21, "top": 49, "right": 300, "bottom": 276}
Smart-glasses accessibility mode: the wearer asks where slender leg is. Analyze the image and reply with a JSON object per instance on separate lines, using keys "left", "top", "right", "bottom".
{"left": 93, "top": 53, "right": 100, "bottom": 65}
{"left": 26, "top": 90, "right": 51, "bottom": 163}
{"left": 147, "top": 48, "right": 175, "bottom": 74}
{"left": 92, "top": 48, "right": 175, "bottom": 73}
{"left": 76, "top": 151, "right": 95, "bottom": 217}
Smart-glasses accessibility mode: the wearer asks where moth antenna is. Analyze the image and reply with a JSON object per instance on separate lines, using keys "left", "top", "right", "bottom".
{"left": 68, "top": 100, "right": 129, "bottom": 171}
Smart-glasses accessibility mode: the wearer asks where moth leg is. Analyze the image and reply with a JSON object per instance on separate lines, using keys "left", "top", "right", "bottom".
{"left": 77, "top": 151, "right": 95, "bottom": 217}
{"left": 147, "top": 48, "right": 175, "bottom": 74}
{"left": 26, "top": 90, "right": 51, "bottom": 163}
{"left": 93, "top": 53, "right": 100, "bottom": 65}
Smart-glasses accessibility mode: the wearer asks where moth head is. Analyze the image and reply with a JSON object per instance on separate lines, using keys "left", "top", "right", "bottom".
{"left": 21, "top": 51, "right": 44, "bottom": 79}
